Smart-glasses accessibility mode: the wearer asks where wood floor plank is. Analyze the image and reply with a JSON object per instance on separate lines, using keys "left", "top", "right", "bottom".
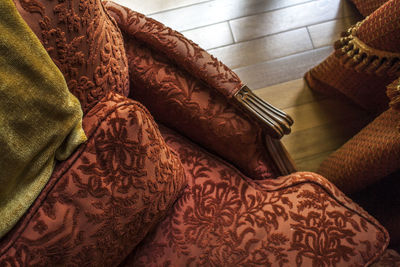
{"left": 282, "top": 116, "right": 371, "bottom": 161}
{"left": 112, "top": 0, "right": 209, "bottom": 15}
{"left": 149, "top": 0, "right": 313, "bottom": 32}
{"left": 230, "top": 0, "right": 345, "bottom": 42}
{"left": 282, "top": 98, "right": 368, "bottom": 133}
{"left": 295, "top": 151, "right": 333, "bottom": 172}
{"left": 343, "top": 0, "right": 363, "bottom": 19}
{"left": 234, "top": 46, "right": 333, "bottom": 90}
{"left": 307, "top": 17, "right": 360, "bottom": 48}
{"left": 181, "top": 22, "right": 233, "bottom": 50}
{"left": 208, "top": 28, "right": 313, "bottom": 69}
{"left": 254, "top": 79, "right": 322, "bottom": 110}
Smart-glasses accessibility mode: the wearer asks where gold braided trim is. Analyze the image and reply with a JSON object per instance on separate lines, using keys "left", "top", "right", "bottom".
{"left": 334, "top": 22, "right": 400, "bottom": 77}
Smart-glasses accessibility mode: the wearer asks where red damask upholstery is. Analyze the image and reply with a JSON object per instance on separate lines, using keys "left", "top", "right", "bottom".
{"left": 104, "top": 1, "right": 280, "bottom": 180}
{"left": 121, "top": 125, "right": 388, "bottom": 267}
{"left": 0, "top": 92, "right": 187, "bottom": 266}
{"left": 12, "top": 0, "right": 130, "bottom": 114}
{"left": 0, "top": 0, "right": 393, "bottom": 266}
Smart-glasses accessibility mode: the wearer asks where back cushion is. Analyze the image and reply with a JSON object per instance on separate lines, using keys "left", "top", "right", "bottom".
{"left": 0, "top": 92, "right": 187, "bottom": 266}
{"left": 13, "top": 0, "right": 130, "bottom": 113}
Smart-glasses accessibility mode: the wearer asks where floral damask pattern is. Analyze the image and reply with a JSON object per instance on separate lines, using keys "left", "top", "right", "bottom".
{"left": 125, "top": 39, "right": 276, "bottom": 180}
{"left": 7, "top": 1, "right": 390, "bottom": 266}
{"left": 124, "top": 125, "right": 388, "bottom": 267}
{"left": 0, "top": 93, "right": 187, "bottom": 266}
{"left": 103, "top": 1, "right": 242, "bottom": 100}
{"left": 102, "top": 1, "right": 278, "bottom": 180}
{"left": 14, "top": 0, "right": 130, "bottom": 113}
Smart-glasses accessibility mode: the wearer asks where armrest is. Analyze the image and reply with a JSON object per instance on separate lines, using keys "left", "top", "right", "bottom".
{"left": 235, "top": 85, "right": 293, "bottom": 138}
{"left": 103, "top": 1, "right": 292, "bottom": 140}
{"left": 103, "top": 1, "right": 295, "bottom": 177}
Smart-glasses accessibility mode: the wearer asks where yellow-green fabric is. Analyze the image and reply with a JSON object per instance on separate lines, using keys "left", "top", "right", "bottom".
{"left": 0, "top": 0, "right": 87, "bottom": 238}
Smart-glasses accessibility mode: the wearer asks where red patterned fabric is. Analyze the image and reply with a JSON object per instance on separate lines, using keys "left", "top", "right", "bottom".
{"left": 103, "top": 1, "right": 278, "bottom": 180}
{"left": 0, "top": 92, "right": 187, "bottom": 266}
{"left": 1, "top": 0, "right": 392, "bottom": 265}
{"left": 120, "top": 125, "right": 389, "bottom": 267}
{"left": 13, "top": 0, "right": 130, "bottom": 114}
{"left": 103, "top": 1, "right": 242, "bottom": 100}
{"left": 350, "top": 0, "right": 390, "bottom": 16}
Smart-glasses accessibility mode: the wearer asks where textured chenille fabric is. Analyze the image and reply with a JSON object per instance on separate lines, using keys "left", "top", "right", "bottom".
{"left": 350, "top": 0, "right": 390, "bottom": 16}
{"left": 0, "top": 0, "right": 86, "bottom": 238}
{"left": 304, "top": 0, "right": 400, "bottom": 194}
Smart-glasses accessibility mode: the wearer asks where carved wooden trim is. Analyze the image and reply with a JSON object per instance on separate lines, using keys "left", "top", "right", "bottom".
{"left": 265, "top": 136, "right": 297, "bottom": 176}
{"left": 234, "top": 85, "right": 293, "bottom": 139}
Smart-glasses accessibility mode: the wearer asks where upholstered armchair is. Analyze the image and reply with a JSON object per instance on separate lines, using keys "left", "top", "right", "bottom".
{"left": 0, "top": 0, "right": 397, "bottom": 265}
{"left": 305, "top": 0, "right": 400, "bottom": 250}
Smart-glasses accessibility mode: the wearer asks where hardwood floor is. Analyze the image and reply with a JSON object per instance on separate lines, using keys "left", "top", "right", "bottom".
{"left": 112, "top": 0, "right": 367, "bottom": 172}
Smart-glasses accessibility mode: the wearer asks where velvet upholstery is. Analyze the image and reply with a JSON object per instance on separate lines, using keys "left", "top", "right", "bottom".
{"left": 121, "top": 125, "right": 388, "bottom": 267}
{"left": 0, "top": 92, "right": 187, "bottom": 266}
{"left": 0, "top": 0, "right": 393, "bottom": 265}
{"left": 104, "top": 1, "right": 279, "bottom": 180}
{"left": 0, "top": 0, "right": 86, "bottom": 239}
{"left": 12, "top": 0, "right": 130, "bottom": 114}
{"left": 1, "top": 0, "right": 186, "bottom": 265}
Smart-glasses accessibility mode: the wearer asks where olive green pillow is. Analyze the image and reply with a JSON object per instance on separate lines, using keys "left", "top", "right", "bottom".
{"left": 0, "top": 0, "right": 86, "bottom": 238}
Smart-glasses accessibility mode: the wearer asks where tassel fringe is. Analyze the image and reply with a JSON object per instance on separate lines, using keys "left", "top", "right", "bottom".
{"left": 334, "top": 22, "right": 400, "bottom": 77}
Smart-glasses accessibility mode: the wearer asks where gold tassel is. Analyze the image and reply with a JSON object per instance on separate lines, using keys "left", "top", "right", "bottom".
{"left": 387, "top": 80, "right": 400, "bottom": 110}
{"left": 333, "top": 23, "right": 400, "bottom": 77}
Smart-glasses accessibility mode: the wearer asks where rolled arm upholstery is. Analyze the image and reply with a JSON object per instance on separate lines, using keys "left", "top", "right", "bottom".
{"left": 104, "top": 1, "right": 292, "bottom": 139}
{"left": 103, "top": 1, "right": 295, "bottom": 178}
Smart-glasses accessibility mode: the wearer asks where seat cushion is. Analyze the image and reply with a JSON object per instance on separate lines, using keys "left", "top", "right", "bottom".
{"left": 0, "top": 92, "right": 186, "bottom": 266}
{"left": 122, "top": 125, "right": 389, "bottom": 267}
